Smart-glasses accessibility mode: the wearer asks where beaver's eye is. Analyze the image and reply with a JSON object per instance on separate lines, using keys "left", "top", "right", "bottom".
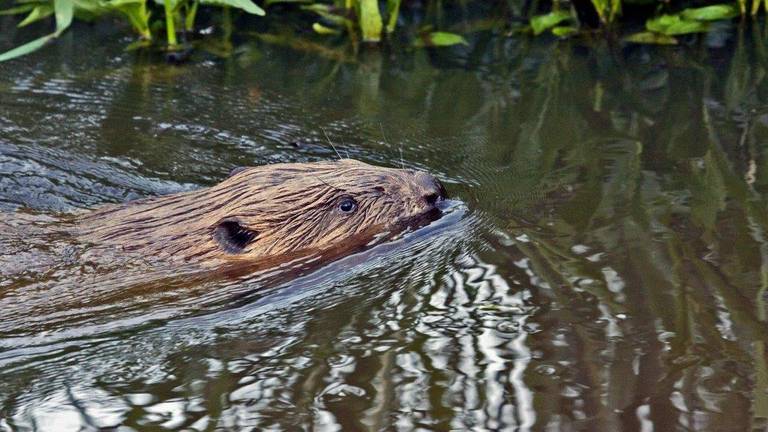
{"left": 338, "top": 197, "right": 358, "bottom": 214}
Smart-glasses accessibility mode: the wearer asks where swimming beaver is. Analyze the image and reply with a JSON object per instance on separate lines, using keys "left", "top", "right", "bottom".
{"left": 0, "top": 159, "right": 446, "bottom": 334}
{"left": 74, "top": 158, "right": 446, "bottom": 266}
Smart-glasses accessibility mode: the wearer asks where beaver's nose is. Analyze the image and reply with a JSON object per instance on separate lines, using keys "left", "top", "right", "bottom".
{"left": 414, "top": 172, "right": 446, "bottom": 206}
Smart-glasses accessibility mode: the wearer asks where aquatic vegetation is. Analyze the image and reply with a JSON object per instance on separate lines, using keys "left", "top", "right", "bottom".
{"left": 0, "top": 0, "right": 264, "bottom": 61}
{"left": 0, "top": 0, "right": 764, "bottom": 61}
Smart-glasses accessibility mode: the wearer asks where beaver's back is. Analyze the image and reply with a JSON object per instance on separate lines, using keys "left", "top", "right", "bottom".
{"left": 0, "top": 214, "right": 73, "bottom": 281}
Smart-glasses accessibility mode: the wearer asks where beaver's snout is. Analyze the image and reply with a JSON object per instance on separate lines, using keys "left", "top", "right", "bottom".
{"left": 412, "top": 171, "right": 447, "bottom": 207}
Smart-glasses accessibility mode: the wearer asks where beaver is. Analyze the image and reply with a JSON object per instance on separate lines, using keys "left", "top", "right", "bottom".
{"left": 73, "top": 158, "right": 446, "bottom": 266}
{"left": 0, "top": 159, "right": 447, "bottom": 334}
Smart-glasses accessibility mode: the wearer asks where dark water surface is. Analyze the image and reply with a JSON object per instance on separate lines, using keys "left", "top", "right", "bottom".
{"left": 2, "top": 19, "right": 768, "bottom": 432}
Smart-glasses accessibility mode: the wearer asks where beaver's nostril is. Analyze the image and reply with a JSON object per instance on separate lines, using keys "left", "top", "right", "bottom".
{"left": 424, "top": 192, "right": 439, "bottom": 206}
{"left": 436, "top": 180, "right": 447, "bottom": 199}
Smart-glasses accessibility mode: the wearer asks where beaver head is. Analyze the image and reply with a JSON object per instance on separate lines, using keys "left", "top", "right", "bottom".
{"left": 77, "top": 159, "right": 446, "bottom": 265}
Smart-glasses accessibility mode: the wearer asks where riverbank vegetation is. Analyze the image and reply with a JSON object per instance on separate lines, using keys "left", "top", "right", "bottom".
{"left": 0, "top": 0, "right": 765, "bottom": 61}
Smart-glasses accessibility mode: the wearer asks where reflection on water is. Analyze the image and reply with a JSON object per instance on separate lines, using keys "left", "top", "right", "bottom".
{"left": 2, "top": 19, "right": 768, "bottom": 431}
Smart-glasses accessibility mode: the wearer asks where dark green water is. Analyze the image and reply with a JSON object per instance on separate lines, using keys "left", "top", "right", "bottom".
{"left": 2, "top": 18, "right": 768, "bottom": 431}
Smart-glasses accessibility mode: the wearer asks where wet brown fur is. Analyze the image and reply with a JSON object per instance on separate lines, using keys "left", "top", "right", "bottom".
{"left": 75, "top": 159, "right": 444, "bottom": 266}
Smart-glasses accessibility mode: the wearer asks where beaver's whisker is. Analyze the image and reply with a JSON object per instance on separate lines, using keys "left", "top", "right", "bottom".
{"left": 321, "top": 127, "right": 342, "bottom": 160}
{"left": 340, "top": 137, "right": 350, "bottom": 159}
{"left": 379, "top": 122, "right": 403, "bottom": 169}
{"left": 309, "top": 172, "right": 344, "bottom": 194}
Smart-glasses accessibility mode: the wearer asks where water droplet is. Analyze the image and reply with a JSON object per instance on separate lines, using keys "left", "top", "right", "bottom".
{"left": 496, "top": 321, "right": 520, "bottom": 333}
{"left": 535, "top": 364, "right": 557, "bottom": 376}
{"left": 523, "top": 323, "right": 541, "bottom": 334}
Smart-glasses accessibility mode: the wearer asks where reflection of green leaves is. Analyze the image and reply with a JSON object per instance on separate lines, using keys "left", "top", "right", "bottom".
{"left": 624, "top": 31, "right": 677, "bottom": 44}
{"left": 552, "top": 26, "right": 578, "bottom": 37}
{"left": 724, "top": 27, "right": 751, "bottom": 111}
{"left": 689, "top": 152, "right": 727, "bottom": 231}
{"left": 530, "top": 11, "right": 571, "bottom": 36}
{"left": 253, "top": 32, "right": 354, "bottom": 62}
{"left": 414, "top": 32, "right": 468, "bottom": 48}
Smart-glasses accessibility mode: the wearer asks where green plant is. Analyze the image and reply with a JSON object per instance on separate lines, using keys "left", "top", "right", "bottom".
{"left": 591, "top": 0, "right": 621, "bottom": 24}
{"left": 0, "top": 0, "right": 264, "bottom": 60}
{"left": 625, "top": 3, "right": 739, "bottom": 44}
{"left": 1, "top": 0, "right": 767, "bottom": 61}
{"left": 267, "top": 0, "right": 466, "bottom": 46}
{"left": 0, "top": 0, "right": 75, "bottom": 61}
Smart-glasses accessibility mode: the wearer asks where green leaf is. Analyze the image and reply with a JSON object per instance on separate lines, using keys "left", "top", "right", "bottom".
{"left": 609, "top": 0, "right": 622, "bottom": 22}
{"left": 54, "top": 0, "right": 74, "bottom": 35}
{"left": 359, "top": 0, "right": 382, "bottom": 42}
{"left": 646, "top": 14, "right": 709, "bottom": 35}
{"left": 300, "top": 4, "right": 351, "bottom": 26}
{"left": 0, "top": 4, "right": 36, "bottom": 16}
{"left": 386, "top": 0, "right": 400, "bottom": 33}
{"left": 107, "top": 0, "right": 145, "bottom": 8}
{"left": 312, "top": 22, "right": 340, "bottom": 35}
{"left": 73, "top": 0, "right": 110, "bottom": 20}
{"left": 530, "top": 11, "right": 571, "bottom": 36}
{"left": 414, "top": 31, "right": 468, "bottom": 47}
{"left": 591, "top": 0, "right": 608, "bottom": 22}
{"left": 0, "top": 34, "right": 54, "bottom": 62}
{"left": 1, "top": 0, "right": 73, "bottom": 62}
{"left": 552, "top": 25, "right": 578, "bottom": 37}
{"left": 624, "top": 31, "right": 678, "bottom": 44}
{"left": 184, "top": 0, "right": 198, "bottom": 30}
{"left": 74, "top": 0, "right": 107, "bottom": 13}
{"left": 107, "top": 0, "right": 152, "bottom": 38}
{"left": 300, "top": 3, "right": 330, "bottom": 13}
{"left": 681, "top": 4, "right": 738, "bottom": 21}
{"left": 200, "top": 0, "right": 265, "bottom": 15}
{"left": 751, "top": 0, "right": 765, "bottom": 15}
{"left": 591, "top": 0, "right": 621, "bottom": 23}
{"left": 18, "top": 5, "right": 53, "bottom": 27}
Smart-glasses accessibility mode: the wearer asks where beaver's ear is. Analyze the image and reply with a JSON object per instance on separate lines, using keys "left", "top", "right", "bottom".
{"left": 228, "top": 166, "right": 249, "bottom": 178}
{"left": 212, "top": 219, "right": 259, "bottom": 254}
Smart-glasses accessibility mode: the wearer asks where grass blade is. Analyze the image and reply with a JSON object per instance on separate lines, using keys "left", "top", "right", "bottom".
{"left": 0, "top": 34, "right": 54, "bottom": 62}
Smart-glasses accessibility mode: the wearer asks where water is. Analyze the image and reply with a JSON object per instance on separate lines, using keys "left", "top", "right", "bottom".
{"left": 2, "top": 17, "right": 768, "bottom": 431}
